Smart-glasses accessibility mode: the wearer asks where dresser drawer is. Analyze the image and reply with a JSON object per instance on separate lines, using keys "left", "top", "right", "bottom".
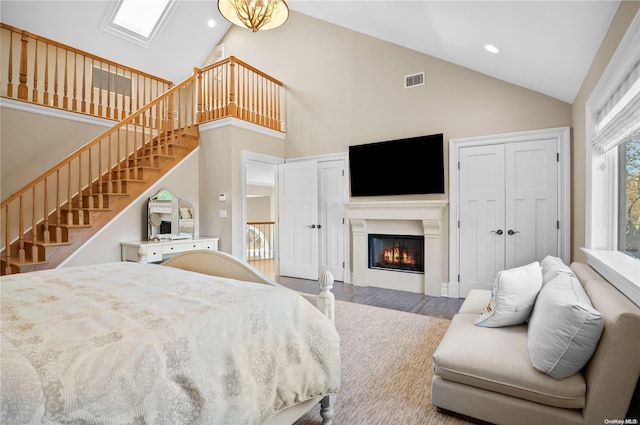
{"left": 162, "top": 241, "right": 203, "bottom": 255}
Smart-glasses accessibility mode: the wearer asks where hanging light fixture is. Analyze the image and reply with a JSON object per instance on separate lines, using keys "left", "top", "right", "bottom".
{"left": 218, "top": 0, "right": 289, "bottom": 32}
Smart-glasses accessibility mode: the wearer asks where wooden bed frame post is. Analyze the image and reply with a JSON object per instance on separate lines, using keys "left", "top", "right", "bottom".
{"left": 320, "top": 395, "right": 335, "bottom": 425}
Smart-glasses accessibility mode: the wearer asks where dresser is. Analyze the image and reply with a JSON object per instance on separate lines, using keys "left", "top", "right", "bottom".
{"left": 120, "top": 237, "right": 219, "bottom": 263}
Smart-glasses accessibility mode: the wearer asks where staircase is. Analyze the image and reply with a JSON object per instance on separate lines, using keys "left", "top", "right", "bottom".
{"left": 1, "top": 70, "right": 202, "bottom": 275}
{"left": 2, "top": 24, "right": 286, "bottom": 275}
{"left": 1, "top": 124, "right": 199, "bottom": 275}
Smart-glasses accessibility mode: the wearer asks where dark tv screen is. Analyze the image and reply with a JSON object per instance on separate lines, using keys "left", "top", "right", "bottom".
{"left": 349, "top": 133, "right": 444, "bottom": 196}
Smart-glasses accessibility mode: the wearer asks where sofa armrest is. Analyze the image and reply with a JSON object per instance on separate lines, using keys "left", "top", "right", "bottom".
{"left": 458, "top": 289, "right": 492, "bottom": 315}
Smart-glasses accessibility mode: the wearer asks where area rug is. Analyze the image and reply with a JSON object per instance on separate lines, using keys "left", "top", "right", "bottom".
{"left": 294, "top": 300, "right": 472, "bottom": 425}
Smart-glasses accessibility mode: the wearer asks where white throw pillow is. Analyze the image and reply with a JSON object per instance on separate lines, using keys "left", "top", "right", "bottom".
{"left": 475, "top": 262, "right": 543, "bottom": 328}
{"left": 528, "top": 273, "right": 604, "bottom": 379}
{"left": 540, "top": 255, "right": 575, "bottom": 286}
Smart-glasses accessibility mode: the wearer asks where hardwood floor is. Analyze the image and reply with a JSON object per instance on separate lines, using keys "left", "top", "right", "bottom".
{"left": 249, "top": 259, "right": 464, "bottom": 320}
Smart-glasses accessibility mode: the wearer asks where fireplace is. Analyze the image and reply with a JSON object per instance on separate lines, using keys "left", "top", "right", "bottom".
{"left": 368, "top": 234, "right": 424, "bottom": 273}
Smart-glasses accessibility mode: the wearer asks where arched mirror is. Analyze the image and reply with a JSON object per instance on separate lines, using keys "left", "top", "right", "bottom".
{"left": 148, "top": 189, "right": 195, "bottom": 241}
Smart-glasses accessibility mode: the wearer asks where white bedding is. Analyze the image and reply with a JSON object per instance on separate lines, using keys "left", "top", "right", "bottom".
{"left": 0, "top": 262, "right": 341, "bottom": 425}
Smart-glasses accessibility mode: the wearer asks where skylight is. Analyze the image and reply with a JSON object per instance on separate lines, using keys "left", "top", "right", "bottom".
{"left": 103, "top": 0, "right": 177, "bottom": 47}
{"left": 113, "top": 0, "right": 171, "bottom": 38}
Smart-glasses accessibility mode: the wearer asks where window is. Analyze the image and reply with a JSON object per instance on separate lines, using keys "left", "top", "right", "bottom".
{"left": 619, "top": 132, "right": 640, "bottom": 259}
{"left": 101, "top": 0, "right": 177, "bottom": 47}
{"left": 585, "top": 11, "right": 640, "bottom": 306}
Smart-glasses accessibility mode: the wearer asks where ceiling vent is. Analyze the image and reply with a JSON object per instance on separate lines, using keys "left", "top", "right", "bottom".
{"left": 405, "top": 72, "right": 425, "bottom": 89}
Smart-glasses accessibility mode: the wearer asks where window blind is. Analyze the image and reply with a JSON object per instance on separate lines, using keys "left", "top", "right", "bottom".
{"left": 592, "top": 60, "right": 640, "bottom": 153}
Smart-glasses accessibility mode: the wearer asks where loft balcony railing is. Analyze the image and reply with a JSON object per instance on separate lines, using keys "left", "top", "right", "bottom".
{"left": 1, "top": 24, "right": 286, "bottom": 273}
{"left": 1, "top": 23, "right": 173, "bottom": 121}
{"left": 1, "top": 24, "right": 285, "bottom": 131}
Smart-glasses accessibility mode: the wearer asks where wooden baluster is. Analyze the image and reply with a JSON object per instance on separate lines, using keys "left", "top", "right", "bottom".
{"left": 44, "top": 44, "right": 50, "bottom": 105}
{"left": 106, "top": 64, "right": 111, "bottom": 119}
{"left": 108, "top": 134, "right": 114, "bottom": 193}
{"left": 194, "top": 69, "right": 204, "bottom": 122}
{"left": 77, "top": 156, "right": 84, "bottom": 225}
{"left": 123, "top": 70, "right": 128, "bottom": 118}
{"left": 18, "top": 196, "right": 25, "bottom": 263}
{"left": 4, "top": 206, "right": 10, "bottom": 273}
{"left": 6, "top": 30, "right": 13, "bottom": 98}
{"left": 97, "top": 61, "right": 103, "bottom": 117}
{"left": 116, "top": 129, "right": 122, "bottom": 187}
{"left": 18, "top": 31, "right": 29, "bottom": 100}
{"left": 53, "top": 47, "right": 59, "bottom": 107}
{"left": 113, "top": 66, "right": 119, "bottom": 120}
{"left": 31, "top": 187, "right": 38, "bottom": 261}
{"left": 55, "top": 170, "right": 62, "bottom": 242}
{"left": 43, "top": 177, "right": 50, "bottom": 243}
{"left": 90, "top": 58, "right": 96, "bottom": 115}
{"left": 32, "top": 39, "right": 39, "bottom": 103}
{"left": 81, "top": 56, "right": 87, "bottom": 113}
{"left": 124, "top": 124, "right": 130, "bottom": 180}
{"left": 97, "top": 139, "right": 103, "bottom": 198}
{"left": 276, "top": 84, "right": 281, "bottom": 131}
{"left": 63, "top": 49, "right": 68, "bottom": 108}
{"left": 67, "top": 162, "right": 73, "bottom": 225}
{"left": 229, "top": 60, "right": 237, "bottom": 117}
{"left": 72, "top": 51, "right": 78, "bottom": 111}
{"left": 86, "top": 149, "right": 94, "bottom": 208}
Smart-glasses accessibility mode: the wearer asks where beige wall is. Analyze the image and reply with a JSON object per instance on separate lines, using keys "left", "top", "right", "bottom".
{"left": 0, "top": 106, "right": 113, "bottom": 200}
{"left": 198, "top": 123, "right": 284, "bottom": 255}
{"left": 220, "top": 11, "right": 572, "bottom": 184}
{"left": 570, "top": 1, "right": 640, "bottom": 262}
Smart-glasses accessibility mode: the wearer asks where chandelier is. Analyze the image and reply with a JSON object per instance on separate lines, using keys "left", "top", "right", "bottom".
{"left": 218, "top": 0, "right": 289, "bottom": 32}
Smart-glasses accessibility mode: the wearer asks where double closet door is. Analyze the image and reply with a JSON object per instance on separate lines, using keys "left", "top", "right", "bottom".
{"left": 458, "top": 138, "right": 559, "bottom": 295}
{"left": 278, "top": 157, "right": 346, "bottom": 281}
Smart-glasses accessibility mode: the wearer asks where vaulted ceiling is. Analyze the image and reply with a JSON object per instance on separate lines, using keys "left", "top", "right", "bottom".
{"left": 1, "top": 1, "right": 621, "bottom": 103}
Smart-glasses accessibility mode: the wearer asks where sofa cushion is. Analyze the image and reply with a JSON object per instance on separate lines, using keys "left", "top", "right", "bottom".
{"left": 540, "top": 255, "right": 575, "bottom": 285}
{"left": 475, "top": 262, "right": 542, "bottom": 327}
{"left": 433, "top": 314, "right": 586, "bottom": 408}
{"left": 528, "top": 273, "right": 604, "bottom": 379}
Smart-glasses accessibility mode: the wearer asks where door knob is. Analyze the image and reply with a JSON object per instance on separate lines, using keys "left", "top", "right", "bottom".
{"left": 317, "top": 224, "right": 322, "bottom": 229}
{"left": 491, "top": 229, "right": 503, "bottom": 235}
{"left": 307, "top": 224, "right": 317, "bottom": 229}
{"left": 507, "top": 229, "right": 520, "bottom": 235}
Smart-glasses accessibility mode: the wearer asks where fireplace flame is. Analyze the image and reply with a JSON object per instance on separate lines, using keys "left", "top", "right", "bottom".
{"left": 382, "top": 245, "right": 416, "bottom": 267}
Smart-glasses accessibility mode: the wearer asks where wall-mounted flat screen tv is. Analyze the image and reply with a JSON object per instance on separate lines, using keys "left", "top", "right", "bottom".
{"left": 349, "top": 133, "right": 444, "bottom": 196}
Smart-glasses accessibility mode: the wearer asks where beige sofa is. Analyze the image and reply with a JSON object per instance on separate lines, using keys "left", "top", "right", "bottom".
{"left": 432, "top": 262, "right": 640, "bottom": 425}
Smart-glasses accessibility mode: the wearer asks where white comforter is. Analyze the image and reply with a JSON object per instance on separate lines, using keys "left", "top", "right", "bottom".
{"left": 0, "top": 262, "right": 341, "bottom": 425}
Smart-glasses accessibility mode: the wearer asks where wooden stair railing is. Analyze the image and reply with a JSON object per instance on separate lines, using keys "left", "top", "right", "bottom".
{"left": 1, "top": 73, "right": 199, "bottom": 275}
{"left": 198, "top": 56, "right": 284, "bottom": 131}
{"left": 1, "top": 23, "right": 172, "bottom": 121}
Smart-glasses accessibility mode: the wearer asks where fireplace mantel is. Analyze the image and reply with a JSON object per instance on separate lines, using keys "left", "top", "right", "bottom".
{"left": 344, "top": 200, "right": 448, "bottom": 296}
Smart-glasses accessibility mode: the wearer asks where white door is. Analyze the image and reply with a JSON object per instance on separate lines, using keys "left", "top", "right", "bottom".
{"left": 505, "top": 139, "right": 558, "bottom": 268}
{"left": 278, "top": 161, "right": 319, "bottom": 279}
{"left": 458, "top": 139, "right": 559, "bottom": 295}
{"left": 318, "top": 159, "right": 346, "bottom": 281}
{"left": 459, "top": 144, "right": 506, "bottom": 291}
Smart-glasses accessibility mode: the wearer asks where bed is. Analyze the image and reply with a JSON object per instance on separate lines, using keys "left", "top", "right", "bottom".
{"left": 0, "top": 250, "right": 340, "bottom": 425}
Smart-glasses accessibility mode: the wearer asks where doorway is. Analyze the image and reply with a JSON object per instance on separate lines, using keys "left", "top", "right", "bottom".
{"left": 242, "top": 152, "right": 283, "bottom": 277}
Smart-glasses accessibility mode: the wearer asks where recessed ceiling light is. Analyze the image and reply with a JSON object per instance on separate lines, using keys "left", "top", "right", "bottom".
{"left": 485, "top": 44, "right": 500, "bottom": 54}
{"left": 208, "top": 19, "right": 216, "bottom": 28}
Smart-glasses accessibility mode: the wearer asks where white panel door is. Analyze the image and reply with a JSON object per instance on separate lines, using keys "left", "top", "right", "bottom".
{"left": 505, "top": 139, "right": 559, "bottom": 268}
{"left": 278, "top": 161, "right": 319, "bottom": 279}
{"left": 459, "top": 144, "right": 506, "bottom": 293}
{"left": 318, "top": 159, "right": 345, "bottom": 281}
{"left": 458, "top": 139, "right": 559, "bottom": 296}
